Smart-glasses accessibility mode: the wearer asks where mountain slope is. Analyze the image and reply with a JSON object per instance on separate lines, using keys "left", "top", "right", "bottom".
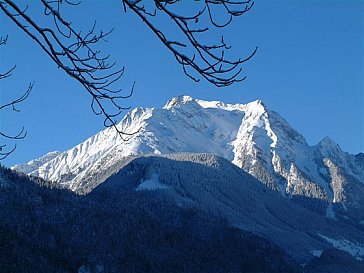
{"left": 0, "top": 164, "right": 303, "bottom": 273}
{"left": 4, "top": 154, "right": 364, "bottom": 269}
{"left": 13, "top": 96, "right": 364, "bottom": 222}
{"left": 13, "top": 151, "right": 61, "bottom": 175}
{"left": 88, "top": 153, "right": 364, "bottom": 265}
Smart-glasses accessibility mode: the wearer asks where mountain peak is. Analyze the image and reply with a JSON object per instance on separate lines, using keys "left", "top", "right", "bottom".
{"left": 12, "top": 151, "right": 61, "bottom": 174}
{"left": 317, "top": 136, "right": 341, "bottom": 152}
{"left": 163, "top": 95, "right": 196, "bottom": 109}
{"left": 251, "top": 99, "right": 265, "bottom": 106}
{"left": 244, "top": 99, "right": 269, "bottom": 115}
{"left": 13, "top": 95, "right": 363, "bottom": 220}
{"left": 319, "top": 136, "right": 337, "bottom": 145}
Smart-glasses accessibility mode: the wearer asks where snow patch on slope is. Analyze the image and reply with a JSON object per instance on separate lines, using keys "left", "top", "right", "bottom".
{"left": 319, "top": 234, "right": 364, "bottom": 261}
{"left": 13, "top": 95, "right": 363, "bottom": 219}
{"left": 12, "top": 151, "right": 61, "bottom": 174}
{"left": 136, "top": 174, "right": 169, "bottom": 191}
{"left": 310, "top": 249, "right": 323, "bottom": 258}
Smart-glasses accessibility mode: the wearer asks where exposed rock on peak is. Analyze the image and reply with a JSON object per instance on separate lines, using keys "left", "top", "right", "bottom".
{"left": 13, "top": 96, "right": 364, "bottom": 223}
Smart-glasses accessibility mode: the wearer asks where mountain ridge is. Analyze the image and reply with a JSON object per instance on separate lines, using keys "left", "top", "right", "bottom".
{"left": 13, "top": 95, "right": 364, "bottom": 223}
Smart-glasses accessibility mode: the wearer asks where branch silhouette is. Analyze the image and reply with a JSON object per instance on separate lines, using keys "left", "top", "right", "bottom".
{"left": 0, "top": 35, "right": 32, "bottom": 159}
{"left": 0, "top": 0, "right": 256, "bottom": 159}
{"left": 0, "top": 0, "right": 135, "bottom": 140}
{"left": 123, "top": 0, "right": 257, "bottom": 87}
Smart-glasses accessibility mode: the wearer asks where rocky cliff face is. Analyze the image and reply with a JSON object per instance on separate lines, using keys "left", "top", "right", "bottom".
{"left": 13, "top": 96, "right": 364, "bottom": 223}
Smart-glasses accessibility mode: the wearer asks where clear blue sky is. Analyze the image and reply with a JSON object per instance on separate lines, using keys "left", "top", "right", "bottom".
{"left": 1, "top": 0, "right": 363, "bottom": 167}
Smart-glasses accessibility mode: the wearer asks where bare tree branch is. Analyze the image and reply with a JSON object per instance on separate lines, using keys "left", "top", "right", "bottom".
{"left": 123, "top": 0, "right": 257, "bottom": 87}
{"left": 0, "top": 0, "right": 256, "bottom": 160}
{"left": 0, "top": 144, "right": 17, "bottom": 160}
{"left": 0, "top": 35, "right": 17, "bottom": 80}
{"left": 0, "top": 82, "right": 33, "bottom": 112}
{"left": 0, "top": 0, "right": 135, "bottom": 140}
{"left": 0, "top": 34, "right": 31, "bottom": 160}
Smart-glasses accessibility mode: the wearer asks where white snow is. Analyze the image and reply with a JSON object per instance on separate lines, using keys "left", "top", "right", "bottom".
{"left": 319, "top": 234, "right": 364, "bottom": 261}
{"left": 12, "top": 95, "right": 362, "bottom": 204}
{"left": 326, "top": 203, "right": 337, "bottom": 220}
{"left": 12, "top": 151, "right": 61, "bottom": 174}
{"left": 310, "top": 249, "right": 323, "bottom": 257}
{"left": 136, "top": 174, "right": 169, "bottom": 191}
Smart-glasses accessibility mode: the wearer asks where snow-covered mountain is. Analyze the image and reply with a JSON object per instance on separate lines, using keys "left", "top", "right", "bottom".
{"left": 91, "top": 153, "right": 364, "bottom": 264}
{"left": 5, "top": 155, "right": 364, "bottom": 270}
{"left": 13, "top": 95, "right": 364, "bottom": 222}
{"left": 13, "top": 151, "right": 61, "bottom": 175}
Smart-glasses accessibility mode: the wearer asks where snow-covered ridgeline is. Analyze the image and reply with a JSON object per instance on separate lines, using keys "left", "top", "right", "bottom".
{"left": 13, "top": 96, "right": 364, "bottom": 219}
